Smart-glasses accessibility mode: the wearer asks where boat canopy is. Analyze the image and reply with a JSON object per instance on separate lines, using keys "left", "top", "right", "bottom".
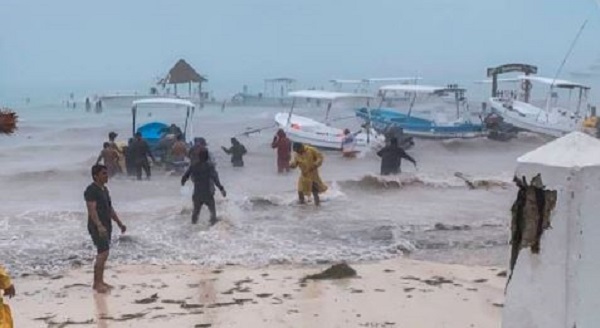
{"left": 132, "top": 98, "right": 196, "bottom": 107}
{"left": 474, "top": 78, "right": 521, "bottom": 84}
{"left": 288, "top": 90, "right": 373, "bottom": 100}
{"left": 518, "top": 76, "right": 590, "bottom": 89}
{"left": 330, "top": 79, "right": 364, "bottom": 84}
{"left": 379, "top": 84, "right": 445, "bottom": 93}
{"left": 365, "top": 77, "right": 422, "bottom": 83}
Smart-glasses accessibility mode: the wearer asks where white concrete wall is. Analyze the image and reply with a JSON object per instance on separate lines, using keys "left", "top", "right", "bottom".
{"left": 573, "top": 167, "right": 600, "bottom": 327}
{"left": 503, "top": 164, "right": 572, "bottom": 328}
{"left": 503, "top": 132, "right": 600, "bottom": 328}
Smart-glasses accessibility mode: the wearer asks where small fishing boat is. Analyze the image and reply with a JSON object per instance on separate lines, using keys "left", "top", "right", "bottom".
{"left": 356, "top": 84, "right": 486, "bottom": 139}
{"left": 274, "top": 90, "right": 383, "bottom": 151}
{"left": 488, "top": 76, "right": 592, "bottom": 137}
{"left": 131, "top": 98, "right": 196, "bottom": 151}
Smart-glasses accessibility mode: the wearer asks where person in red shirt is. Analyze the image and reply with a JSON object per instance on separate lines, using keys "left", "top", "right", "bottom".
{"left": 271, "top": 129, "right": 291, "bottom": 173}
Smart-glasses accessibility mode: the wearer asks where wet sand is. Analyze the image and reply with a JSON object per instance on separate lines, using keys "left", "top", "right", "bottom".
{"left": 9, "top": 258, "right": 505, "bottom": 327}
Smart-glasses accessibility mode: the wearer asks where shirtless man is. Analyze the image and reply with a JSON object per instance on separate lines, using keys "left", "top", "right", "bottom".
{"left": 96, "top": 142, "right": 120, "bottom": 177}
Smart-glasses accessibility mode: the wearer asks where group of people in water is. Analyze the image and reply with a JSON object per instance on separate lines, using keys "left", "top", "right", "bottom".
{"left": 94, "top": 126, "right": 417, "bottom": 217}
{"left": 0, "top": 125, "right": 419, "bottom": 316}
{"left": 87, "top": 127, "right": 416, "bottom": 294}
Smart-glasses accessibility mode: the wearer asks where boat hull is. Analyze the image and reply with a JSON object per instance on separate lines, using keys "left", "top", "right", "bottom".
{"left": 356, "top": 108, "right": 486, "bottom": 139}
{"left": 489, "top": 98, "right": 581, "bottom": 138}
{"left": 274, "top": 112, "right": 382, "bottom": 151}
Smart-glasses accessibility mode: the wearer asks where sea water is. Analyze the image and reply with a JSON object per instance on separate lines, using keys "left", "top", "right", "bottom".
{"left": 0, "top": 102, "right": 550, "bottom": 275}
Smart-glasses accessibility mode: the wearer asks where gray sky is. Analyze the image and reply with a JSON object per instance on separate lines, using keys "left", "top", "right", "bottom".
{"left": 1, "top": 0, "right": 599, "bottom": 102}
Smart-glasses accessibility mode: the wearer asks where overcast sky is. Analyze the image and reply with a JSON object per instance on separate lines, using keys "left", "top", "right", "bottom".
{"left": 1, "top": 0, "right": 599, "bottom": 102}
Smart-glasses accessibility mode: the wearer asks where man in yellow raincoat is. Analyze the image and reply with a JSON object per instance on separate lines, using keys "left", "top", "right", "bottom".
{"left": 0, "top": 266, "right": 15, "bottom": 328}
{"left": 290, "top": 143, "right": 328, "bottom": 206}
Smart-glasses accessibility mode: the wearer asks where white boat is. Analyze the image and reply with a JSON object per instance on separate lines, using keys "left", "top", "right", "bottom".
{"left": 274, "top": 90, "right": 383, "bottom": 151}
{"left": 488, "top": 76, "right": 591, "bottom": 137}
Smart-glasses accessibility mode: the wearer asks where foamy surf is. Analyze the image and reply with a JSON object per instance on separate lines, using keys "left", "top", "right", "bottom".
{"left": 0, "top": 103, "right": 540, "bottom": 276}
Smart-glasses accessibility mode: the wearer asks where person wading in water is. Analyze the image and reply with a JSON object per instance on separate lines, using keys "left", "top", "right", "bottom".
{"left": 181, "top": 149, "right": 227, "bottom": 225}
{"left": 290, "top": 143, "right": 328, "bottom": 206}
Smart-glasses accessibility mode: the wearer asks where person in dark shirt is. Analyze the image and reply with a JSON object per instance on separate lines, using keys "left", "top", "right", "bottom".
{"left": 162, "top": 123, "right": 183, "bottom": 136}
{"left": 84, "top": 164, "right": 126, "bottom": 293}
{"left": 129, "top": 132, "right": 156, "bottom": 180}
{"left": 376, "top": 137, "right": 417, "bottom": 175}
{"left": 189, "top": 137, "right": 215, "bottom": 166}
{"left": 181, "top": 149, "right": 226, "bottom": 225}
{"left": 221, "top": 137, "right": 247, "bottom": 167}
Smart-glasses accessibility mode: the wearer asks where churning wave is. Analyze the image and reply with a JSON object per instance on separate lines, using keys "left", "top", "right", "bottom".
{"left": 336, "top": 173, "right": 511, "bottom": 191}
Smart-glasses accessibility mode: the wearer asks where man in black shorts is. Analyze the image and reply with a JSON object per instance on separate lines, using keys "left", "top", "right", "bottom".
{"left": 84, "top": 164, "right": 126, "bottom": 293}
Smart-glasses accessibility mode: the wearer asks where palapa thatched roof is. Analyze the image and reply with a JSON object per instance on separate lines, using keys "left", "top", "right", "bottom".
{"left": 160, "top": 59, "right": 207, "bottom": 85}
{"left": 0, "top": 109, "right": 18, "bottom": 135}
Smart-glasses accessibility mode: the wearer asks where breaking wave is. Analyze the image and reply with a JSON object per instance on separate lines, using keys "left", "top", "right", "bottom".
{"left": 336, "top": 173, "right": 511, "bottom": 190}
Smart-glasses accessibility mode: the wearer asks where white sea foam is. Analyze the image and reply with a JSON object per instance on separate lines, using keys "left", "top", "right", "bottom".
{"left": 0, "top": 103, "right": 548, "bottom": 275}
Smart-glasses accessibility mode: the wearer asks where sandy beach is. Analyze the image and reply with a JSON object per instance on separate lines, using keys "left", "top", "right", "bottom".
{"left": 8, "top": 258, "right": 505, "bottom": 327}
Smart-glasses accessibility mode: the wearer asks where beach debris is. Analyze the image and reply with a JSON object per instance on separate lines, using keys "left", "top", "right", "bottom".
{"left": 403, "top": 288, "right": 415, "bottom": 292}
{"left": 383, "top": 269, "right": 395, "bottom": 273}
{"left": 496, "top": 270, "right": 508, "bottom": 277}
{"left": 374, "top": 289, "right": 386, "bottom": 292}
{"left": 492, "top": 302, "right": 504, "bottom": 308}
{"left": 181, "top": 303, "right": 204, "bottom": 309}
{"left": 151, "top": 314, "right": 168, "bottom": 319}
{"left": 211, "top": 269, "right": 223, "bottom": 274}
{"left": 454, "top": 172, "right": 509, "bottom": 189}
{"left": 0, "top": 108, "right": 18, "bottom": 135}
{"left": 33, "top": 314, "right": 56, "bottom": 321}
{"left": 455, "top": 172, "right": 476, "bottom": 189}
{"left": 401, "top": 275, "right": 453, "bottom": 287}
{"left": 359, "top": 322, "right": 396, "bottom": 327}
{"left": 473, "top": 278, "right": 488, "bottom": 283}
{"left": 433, "top": 223, "right": 471, "bottom": 231}
{"left": 509, "top": 175, "right": 557, "bottom": 285}
{"left": 271, "top": 297, "right": 283, "bottom": 305}
{"left": 301, "top": 263, "right": 357, "bottom": 282}
{"left": 350, "top": 288, "right": 364, "bottom": 293}
{"left": 147, "top": 306, "right": 164, "bottom": 310}
{"left": 101, "top": 312, "right": 147, "bottom": 321}
{"left": 162, "top": 299, "right": 186, "bottom": 305}
{"left": 206, "top": 298, "right": 252, "bottom": 308}
{"left": 63, "top": 283, "right": 90, "bottom": 289}
{"left": 422, "top": 276, "right": 452, "bottom": 286}
{"left": 195, "top": 324, "right": 212, "bottom": 328}
{"left": 235, "top": 278, "right": 253, "bottom": 285}
{"left": 222, "top": 278, "right": 253, "bottom": 294}
{"left": 255, "top": 293, "right": 272, "bottom": 298}
{"left": 134, "top": 293, "right": 158, "bottom": 304}
{"left": 45, "top": 318, "right": 95, "bottom": 327}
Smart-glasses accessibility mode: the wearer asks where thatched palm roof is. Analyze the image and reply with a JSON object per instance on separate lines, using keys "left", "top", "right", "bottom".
{"left": 160, "top": 59, "right": 208, "bottom": 85}
{"left": 0, "top": 109, "right": 18, "bottom": 135}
